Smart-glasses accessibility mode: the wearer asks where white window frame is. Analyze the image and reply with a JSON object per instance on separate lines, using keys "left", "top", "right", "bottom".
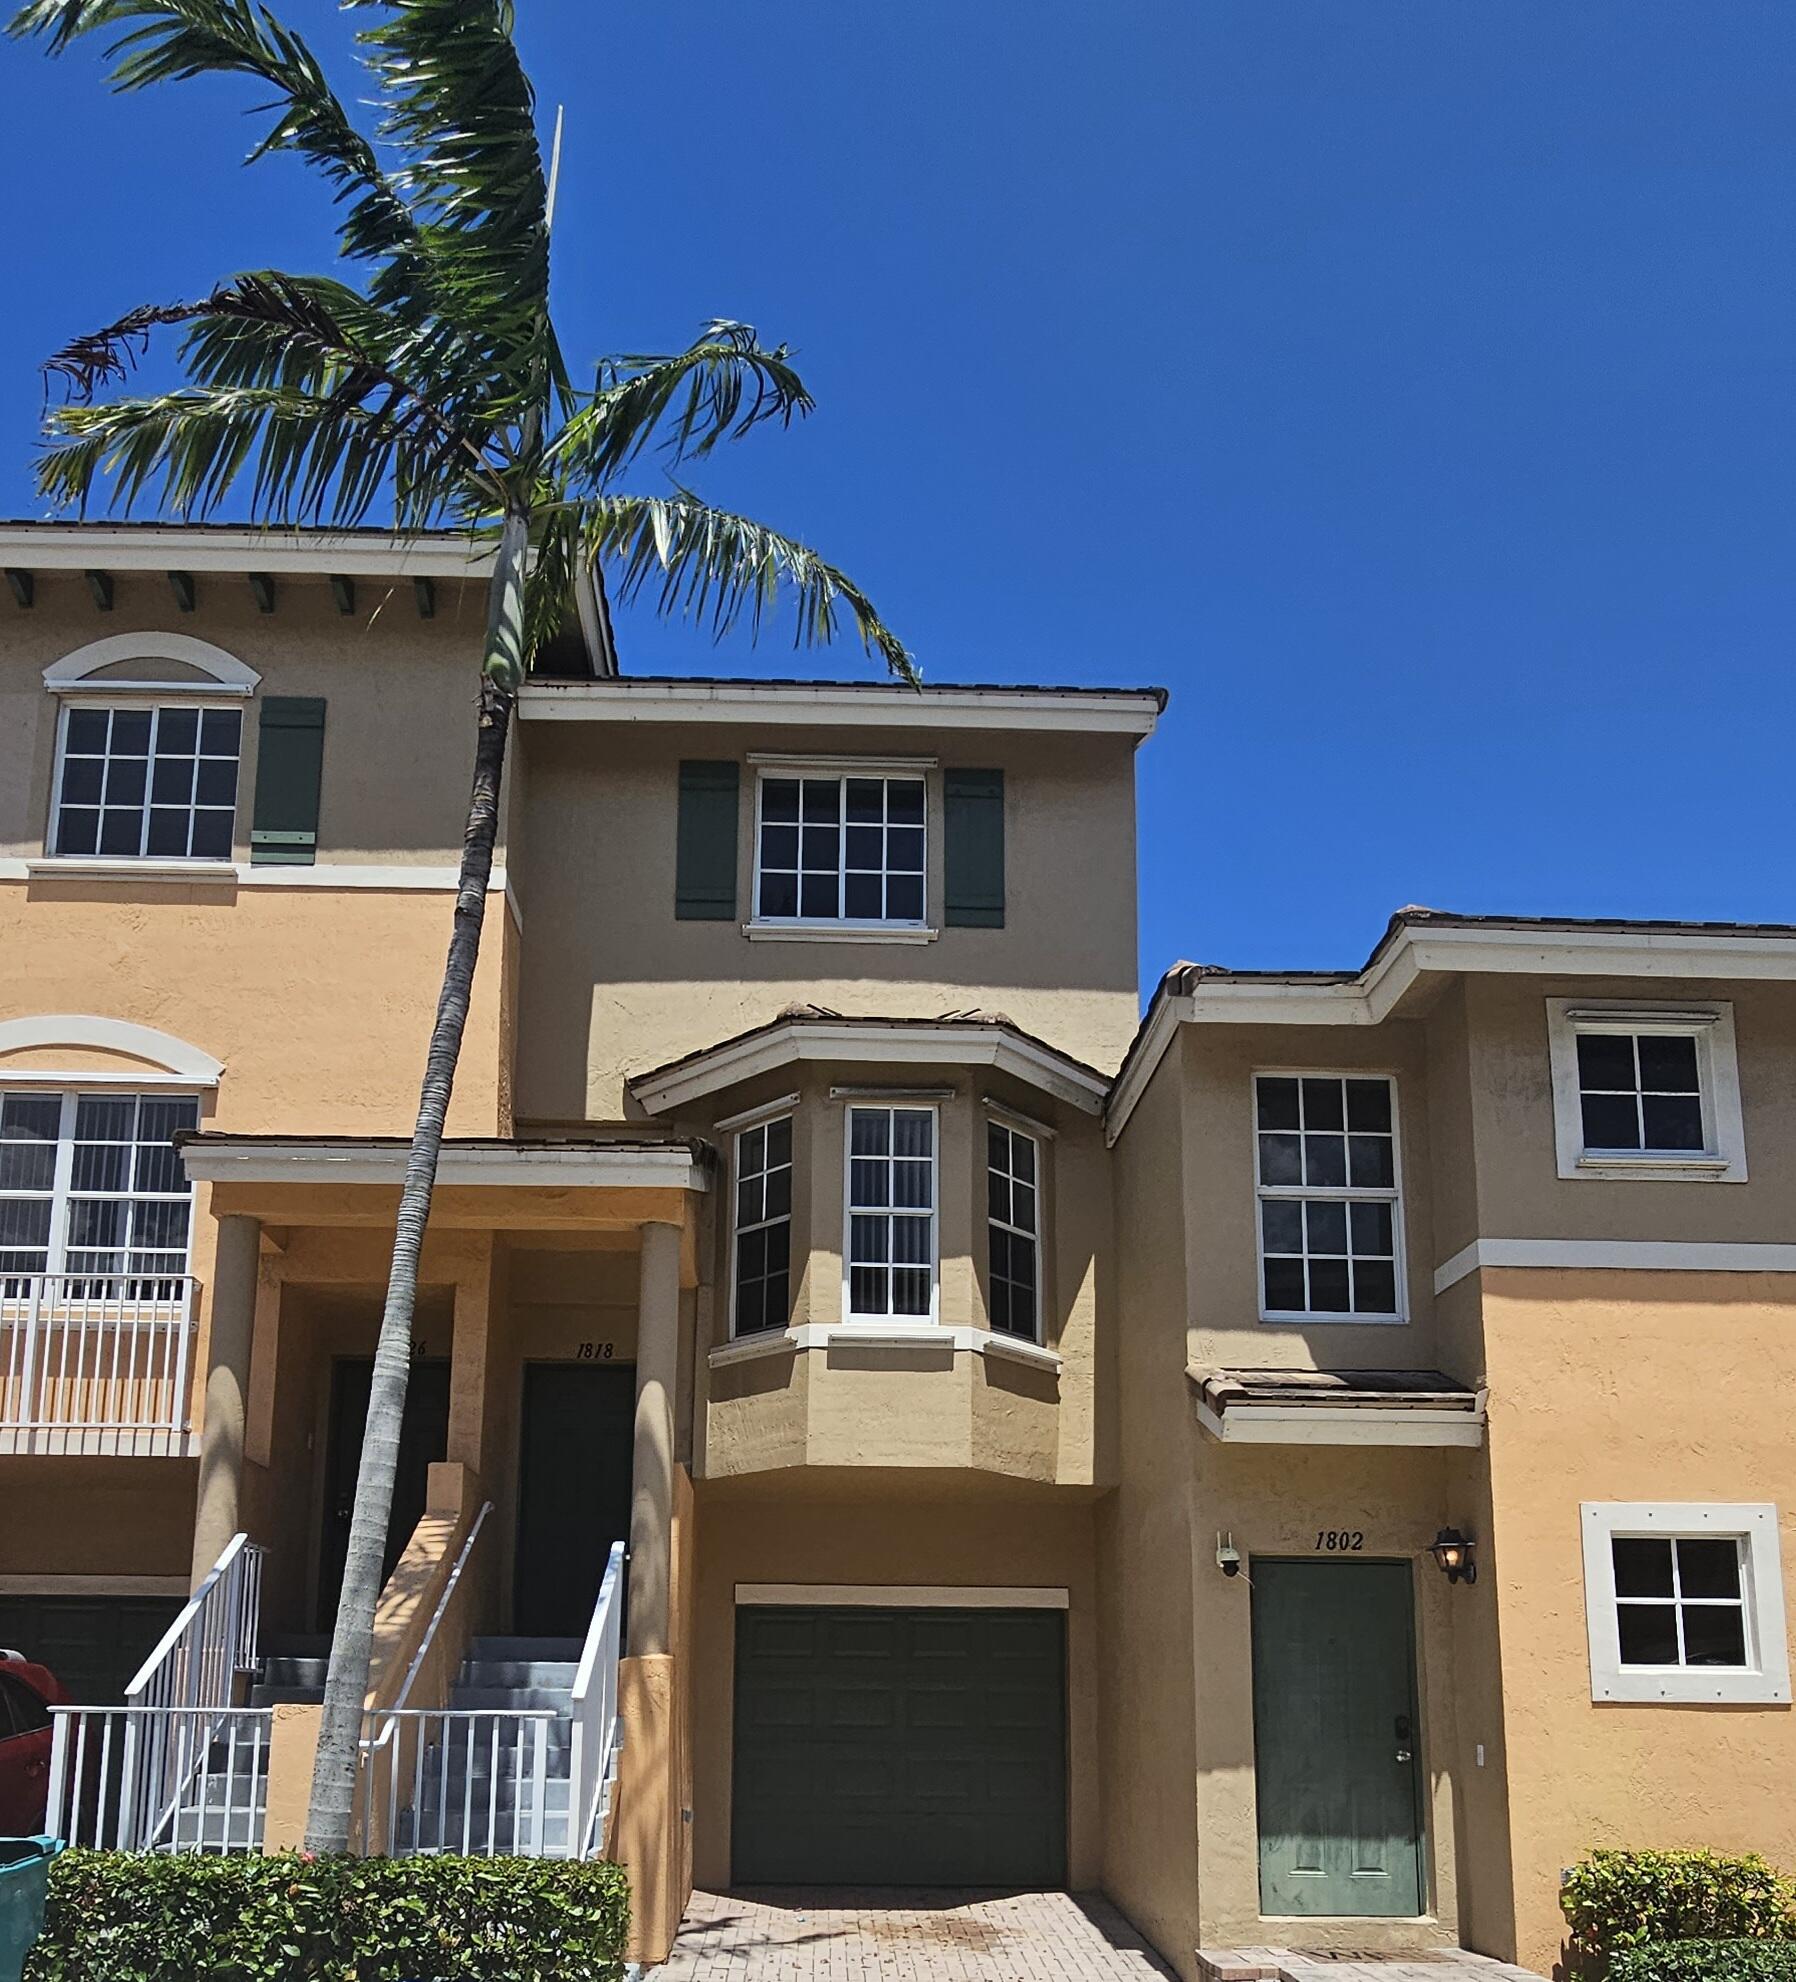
{"left": 0, "top": 1089, "right": 200, "bottom": 1290}
{"left": 1252, "top": 1069, "right": 1407, "bottom": 1325}
{"left": 47, "top": 697, "right": 245, "bottom": 865}
{"left": 726, "top": 1100, "right": 795, "bottom": 1341}
{"left": 985, "top": 1114, "right": 1043, "bottom": 1344}
{"left": 841, "top": 1101, "right": 940, "bottom": 1326}
{"left": 748, "top": 760, "right": 931, "bottom": 939}
{"left": 1581, "top": 1502, "right": 1789, "bottom": 1704}
{"left": 1547, "top": 1000, "right": 1746, "bottom": 1183}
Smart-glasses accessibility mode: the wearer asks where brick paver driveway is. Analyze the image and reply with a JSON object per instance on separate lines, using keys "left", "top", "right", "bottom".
{"left": 657, "top": 1888, "right": 1179, "bottom": 1981}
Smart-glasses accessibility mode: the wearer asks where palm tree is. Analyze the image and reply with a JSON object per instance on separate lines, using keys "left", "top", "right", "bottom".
{"left": 11, "top": 0, "right": 914, "bottom": 1852}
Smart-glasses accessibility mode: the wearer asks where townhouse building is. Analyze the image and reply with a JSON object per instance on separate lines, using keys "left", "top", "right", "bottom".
{"left": 1, "top": 520, "right": 1792, "bottom": 1979}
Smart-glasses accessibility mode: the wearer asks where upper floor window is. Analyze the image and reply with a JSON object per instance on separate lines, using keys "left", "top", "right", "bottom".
{"left": 987, "top": 1120, "right": 1041, "bottom": 1340}
{"left": 1254, "top": 1073, "right": 1402, "bottom": 1322}
{"left": 845, "top": 1104, "right": 936, "bottom": 1321}
{"left": 755, "top": 774, "right": 925, "bottom": 925}
{"left": 1582, "top": 1502, "right": 1788, "bottom": 1705}
{"left": 52, "top": 704, "right": 241, "bottom": 861}
{"left": 1547, "top": 1001, "right": 1746, "bottom": 1182}
{"left": 731, "top": 1114, "right": 793, "bottom": 1337}
{"left": 0, "top": 1090, "right": 199, "bottom": 1294}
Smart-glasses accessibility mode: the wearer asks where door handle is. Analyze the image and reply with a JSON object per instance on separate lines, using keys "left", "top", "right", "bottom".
{"left": 1394, "top": 1713, "right": 1413, "bottom": 1764}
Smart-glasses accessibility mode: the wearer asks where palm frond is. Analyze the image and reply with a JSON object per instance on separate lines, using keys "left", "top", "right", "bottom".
{"left": 585, "top": 491, "right": 916, "bottom": 685}
{"left": 7, "top": 0, "right": 419, "bottom": 275}
{"left": 349, "top": 0, "right": 557, "bottom": 387}
{"left": 549, "top": 322, "right": 814, "bottom": 491}
{"left": 38, "top": 384, "right": 466, "bottom": 527}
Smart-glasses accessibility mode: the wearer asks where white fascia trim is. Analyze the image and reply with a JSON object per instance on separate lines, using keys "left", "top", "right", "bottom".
{"left": 633, "top": 1021, "right": 1108, "bottom": 1118}
{"left": 43, "top": 631, "right": 262, "bottom": 693}
{"left": 8, "top": 857, "right": 514, "bottom": 898}
{"left": 519, "top": 679, "right": 1163, "bottom": 735}
{"left": 744, "top": 920, "right": 939, "bottom": 945}
{"left": 179, "top": 1143, "right": 708, "bottom": 1191}
{"left": 1193, "top": 1396, "right": 1486, "bottom": 1448}
{"left": 0, "top": 1014, "right": 223, "bottom": 1085}
{"left": 735, "top": 1583, "right": 1069, "bottom": 1609}
{"left": 1434, "top": 1237, "right": 1796, "bottom": 1293}
{"left": 747, "top": 751, "right": 938, "bottom": 773}
{"left": 1581, "top": 1501, "right": 1790, "bottom": 1705}
{"left": 2, "top": 525, "right": 494, "bottom": 580}
{"left": 707, "top": 1323, "right": 1061, "bottom": 1371}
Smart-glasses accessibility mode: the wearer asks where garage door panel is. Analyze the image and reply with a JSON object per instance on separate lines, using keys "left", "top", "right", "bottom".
{"left": 0, "top": 1596, "right": 182, "bottom": 1705}
{"left": 733, "top": 1605, "right": 1067, "bottom": 1887}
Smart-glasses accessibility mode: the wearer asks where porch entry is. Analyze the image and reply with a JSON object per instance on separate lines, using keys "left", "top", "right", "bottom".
{"left": 513, "top": 1361, "right": 635, "bottom": 1638}
{"left": 1250, "top": 1558, "right": 1423, "bottom": 1917}
{"left": 316, "top": 1357, "right": 450, "bottom": 1631}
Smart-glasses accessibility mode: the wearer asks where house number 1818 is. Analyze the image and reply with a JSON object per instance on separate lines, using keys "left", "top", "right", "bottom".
{"left": 1315, "top": 1530, "right": 1364, "bottom": 1551}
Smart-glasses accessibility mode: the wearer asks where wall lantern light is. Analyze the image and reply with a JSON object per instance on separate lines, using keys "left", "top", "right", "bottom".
{"left": 1430, "top": 1527, "right": 1477, "bottom": 1585}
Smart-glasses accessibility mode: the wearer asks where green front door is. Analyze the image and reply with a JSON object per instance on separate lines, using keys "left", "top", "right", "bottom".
{"left": 732, "top": 1605, "right": 1067, "bottom": 1887}
{"left": 1250, "top": 1559, "right": 1423, "bottom": 1917}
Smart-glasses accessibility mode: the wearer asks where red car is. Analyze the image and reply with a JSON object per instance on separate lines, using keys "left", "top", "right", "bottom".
{"left": 0, "top": 1653, "right": 64, "bottom": 1834}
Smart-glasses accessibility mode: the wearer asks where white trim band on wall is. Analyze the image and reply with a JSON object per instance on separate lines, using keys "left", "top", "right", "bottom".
{"left": 0, "top": 1014, "right": 223, "bottom": 1085}
{"left": 734, "top": 1584, "right": 1070, "bottom": 1609}
{"left": 1435, "top": 1237, "right": 1796, "bottom": 1294}
{"left": 43, "top": 632, "right": 262, "bottom": 694}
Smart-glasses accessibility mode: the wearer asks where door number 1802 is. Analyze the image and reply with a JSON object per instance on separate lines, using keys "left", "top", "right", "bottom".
{"left": 1315, "top": 1530, "right": 1365, "bottom": 1551}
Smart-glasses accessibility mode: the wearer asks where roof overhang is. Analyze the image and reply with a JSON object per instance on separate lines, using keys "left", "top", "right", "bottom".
{"left": 0, "top": 523, "right": 495, "bottom": 581}
{"left": 630, "top": 1017, "right": 1110, "bottom": 1117}
{"left": 1190, "top": 1367, "right": 1487, "bottom": 1449}
{"left": 179, "top": 1134, "right": 708, "bottom": 1193}
{"left": 519, "top": 677, "right": 1165, "bottom": 736}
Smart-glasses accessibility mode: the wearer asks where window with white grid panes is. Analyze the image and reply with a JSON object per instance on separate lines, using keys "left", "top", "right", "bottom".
{"left": 1254, "top": 1074, "right": 1402, "bottom": 1320}
{"left": 53, "top": 704, "right": 241, "bottom": 860}
{"left": 755, "top": 774, "right": 925, "bottom": 923}
{"left": 732, "top": 1115, "right": 793, "bottom": 1337}
{"left": 845, "top": 1105, "right": 935, "bottom": 1320}
{"left": 1576, "top": 1030, "right": 1707, "bottom": 1154}
{"left": 0, "top": 1091, "right": 199, "bottom": 1295}
{"left": 1611, "top": 1533, "right": 1749, "bottom": 1670}
{"left": 986, "top": 1120, "right": 1041, "bottom": 1340}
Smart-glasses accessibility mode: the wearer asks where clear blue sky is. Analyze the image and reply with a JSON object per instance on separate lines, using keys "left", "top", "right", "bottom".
{"left": 3, "top": 3, "right": 1793, "bottom": 991}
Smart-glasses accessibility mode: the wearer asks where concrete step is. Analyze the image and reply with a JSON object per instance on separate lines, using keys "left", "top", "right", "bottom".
{"left": 249, "top": 1683, "right": 325, "bottom": 1707}
{"left": 465, "top": 1637, "right": 582, "bottom": 1662}
{"left": 396, "top": 1811, "right": 572, "bottom": 1855}
{"left": 261, "top": 1655, "right": 329, "bottom": 1685}
{"left": 459, "top": 1659, "right": 578, "bottom": 1688}
{"left": 418, "top": 1775, "right": 572, "bottom": 1810}
{"left": 448, "top": 1684, "right": 574, "bottom": 1713}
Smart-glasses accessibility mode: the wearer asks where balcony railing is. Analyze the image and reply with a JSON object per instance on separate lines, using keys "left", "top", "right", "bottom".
{"left": 0, "top": 1271, "right": 197, "bottom": 1453}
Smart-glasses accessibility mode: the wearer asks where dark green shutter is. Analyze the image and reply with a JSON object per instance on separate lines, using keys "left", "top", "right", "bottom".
{"left": 249, "top": 696, "right": 326, "bottom": 866}
{"left": 675, "top": 760, "right": 740, "bottom": 919}
{"left": 944, "top": 767, "right": 1005, "bottom": 927}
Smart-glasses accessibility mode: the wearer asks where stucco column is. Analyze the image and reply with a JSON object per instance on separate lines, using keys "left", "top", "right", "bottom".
{"left": 191, "top": 1213, "right": 259, "bottom": 1586}
{"left": 628, "top": 1220, "right": 681, "bottom": 1656}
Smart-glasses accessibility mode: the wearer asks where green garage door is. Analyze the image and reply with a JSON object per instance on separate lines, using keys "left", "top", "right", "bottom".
{"left": 0, "top": 1595, "right": 184, "bottom": 1705}
{"left": 733, "top": 1605, "right": 1067, "bottom": 1887}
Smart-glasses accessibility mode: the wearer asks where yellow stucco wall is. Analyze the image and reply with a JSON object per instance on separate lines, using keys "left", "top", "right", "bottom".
{"left": 1480, "top": 1268, "right": 1796, "bottom": 1978}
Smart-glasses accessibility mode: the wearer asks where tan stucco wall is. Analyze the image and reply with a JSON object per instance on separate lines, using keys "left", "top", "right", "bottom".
{"left": 2, "top": 577, "right": 489, "bottom": 864}
{"left": 688, "top": 1474, "right": 1102, "bottom": 1893}
{"left": 0, "top": 1456, "right": 196, "bottom": 1577}
{"left": 1479, "top": 1268, "right": 1796, "bottom": 1978}
{"left": 1462, "top": 975, "right": 1796, "bottom": 1243}
{"left": 511, "top": 720, "right": 1143, "bottom": 1119}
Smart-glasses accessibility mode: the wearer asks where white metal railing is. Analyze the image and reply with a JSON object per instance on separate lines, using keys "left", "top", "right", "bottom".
{"left": 0, "top": 1272, "right": 197, "bottom": 1445}
{"left": 361, "top": 1710, "right": 558, "bottom": 1857}
{"left": 46, "top": 1705, "right": 271, "bottom": 1851}
{"left": 568, "top": 1540, "right": 627, "bottom": 1858}
{"left": 128, "top": 1532, "right": 265, "bottom": 1717}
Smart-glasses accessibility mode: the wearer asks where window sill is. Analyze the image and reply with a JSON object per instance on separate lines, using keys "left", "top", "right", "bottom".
{"left": 1573, "top": 1150, "right": 1737, "bottom": 1182}
{"left": 1594, "top": 1666, "right": 1790, "bottom": 1706}
{"left": 742, "top": 920, "right": 938, "bottom": 945}
{"left": 23, "top": 857, "right": 238, "bottom": 884}
{"left": 708, "top": 1323, "right": 1062, "bottom": 1371}
{"left": 1259, "top": 1310, "right": 1408, "bottom": 1327}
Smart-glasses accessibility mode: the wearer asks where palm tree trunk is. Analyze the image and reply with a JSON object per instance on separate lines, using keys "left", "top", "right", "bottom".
{"left": 303, "top": 514, "right": 528, "bottom": 1853}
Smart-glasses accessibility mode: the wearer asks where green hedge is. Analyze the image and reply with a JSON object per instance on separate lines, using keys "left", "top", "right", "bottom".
{"left": 24, "top": 1849, "right": 631, "bottom": 1982}
{"left": 1611, "top": 1945, "right": 1796, "bottom": 1982}
{"left": 1562, "top": 1851, "right": 1796, "bottom": 1978}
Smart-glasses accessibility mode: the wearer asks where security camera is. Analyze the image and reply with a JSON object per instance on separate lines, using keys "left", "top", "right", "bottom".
{"left": 1216, "top": 1534, "right": 1242, "bottom": 1577}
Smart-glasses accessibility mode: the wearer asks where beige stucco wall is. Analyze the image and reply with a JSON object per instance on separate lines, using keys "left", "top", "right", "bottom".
{"left": 0, "top": 1456, "right": 197, "bottom": 1578}
{"left": 511, "top": 720, "right": 1143, "bottom": 1120}
{"left": 688, "top": 1474, "right": 1103, "bottom": 1892}
{"left": 2, "top": 576, "right": 489, "bottom": 864}
{"left": 1478, "top": 1268, "right": 1796, "bottom": 1977}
